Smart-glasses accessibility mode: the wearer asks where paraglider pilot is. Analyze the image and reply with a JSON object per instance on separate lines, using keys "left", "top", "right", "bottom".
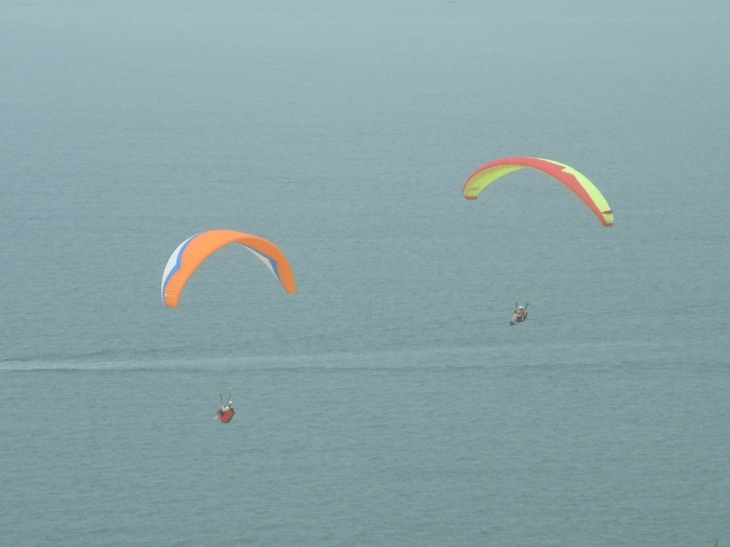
{"left": 215, "top": 394, "right": 235, "bottom": 423}
{"left": 510, "top": 303, "right": 528, "bottom": 325}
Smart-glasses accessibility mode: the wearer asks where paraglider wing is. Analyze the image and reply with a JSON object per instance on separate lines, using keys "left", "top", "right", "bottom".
{"left": 462, "top": 157, "right": 614, "bottom": 226}
{"left": 161, "top": 229, "right": 297, "bottom": 308}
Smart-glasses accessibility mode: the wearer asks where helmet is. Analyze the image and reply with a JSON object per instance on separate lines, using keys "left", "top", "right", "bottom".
{"left": 518, "top": 306, "right": 524, "bottom": 310}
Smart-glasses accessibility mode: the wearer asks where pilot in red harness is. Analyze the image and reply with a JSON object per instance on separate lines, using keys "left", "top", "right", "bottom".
{"left": 215, "top": 394, "right": 235, "bottom": 423}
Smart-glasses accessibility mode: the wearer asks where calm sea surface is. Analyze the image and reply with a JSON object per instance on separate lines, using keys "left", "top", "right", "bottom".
{"left": 1, "top": 1, "right": 729, "bottom": 545}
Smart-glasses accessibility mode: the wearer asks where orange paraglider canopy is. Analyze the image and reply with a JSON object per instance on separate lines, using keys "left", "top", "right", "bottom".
{"left": 161, "top": 229, "right": 297, "bottom": 308}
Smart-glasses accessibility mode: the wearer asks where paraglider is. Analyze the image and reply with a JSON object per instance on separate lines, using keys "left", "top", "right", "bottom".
{"left": 510, "top": 303, "right": 528, "bottom": 325}
{"left": 463, "top": 158, "right": 614, "bottom": 323}
{"left": 215, "top": 394, "right": 235, "bottom": 423}
{"left": 161, "top": 229, "right": 297, "bottom": 308}
{"left": 462, "top": 157, "right": 614, "bottom": 227}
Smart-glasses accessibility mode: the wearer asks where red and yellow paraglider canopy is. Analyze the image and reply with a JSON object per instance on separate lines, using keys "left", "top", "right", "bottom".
{"left": 462, "top": 157, "right": 614, "bottom": 227}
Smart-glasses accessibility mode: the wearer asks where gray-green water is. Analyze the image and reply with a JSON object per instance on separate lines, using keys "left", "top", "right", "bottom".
{"left": 1, "top": 1, "right": 728, "bottom": 545}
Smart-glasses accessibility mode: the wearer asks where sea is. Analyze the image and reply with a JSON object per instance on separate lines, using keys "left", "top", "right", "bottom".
{"left": 1, "top": 1, "right": 729, "bottom": 545}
